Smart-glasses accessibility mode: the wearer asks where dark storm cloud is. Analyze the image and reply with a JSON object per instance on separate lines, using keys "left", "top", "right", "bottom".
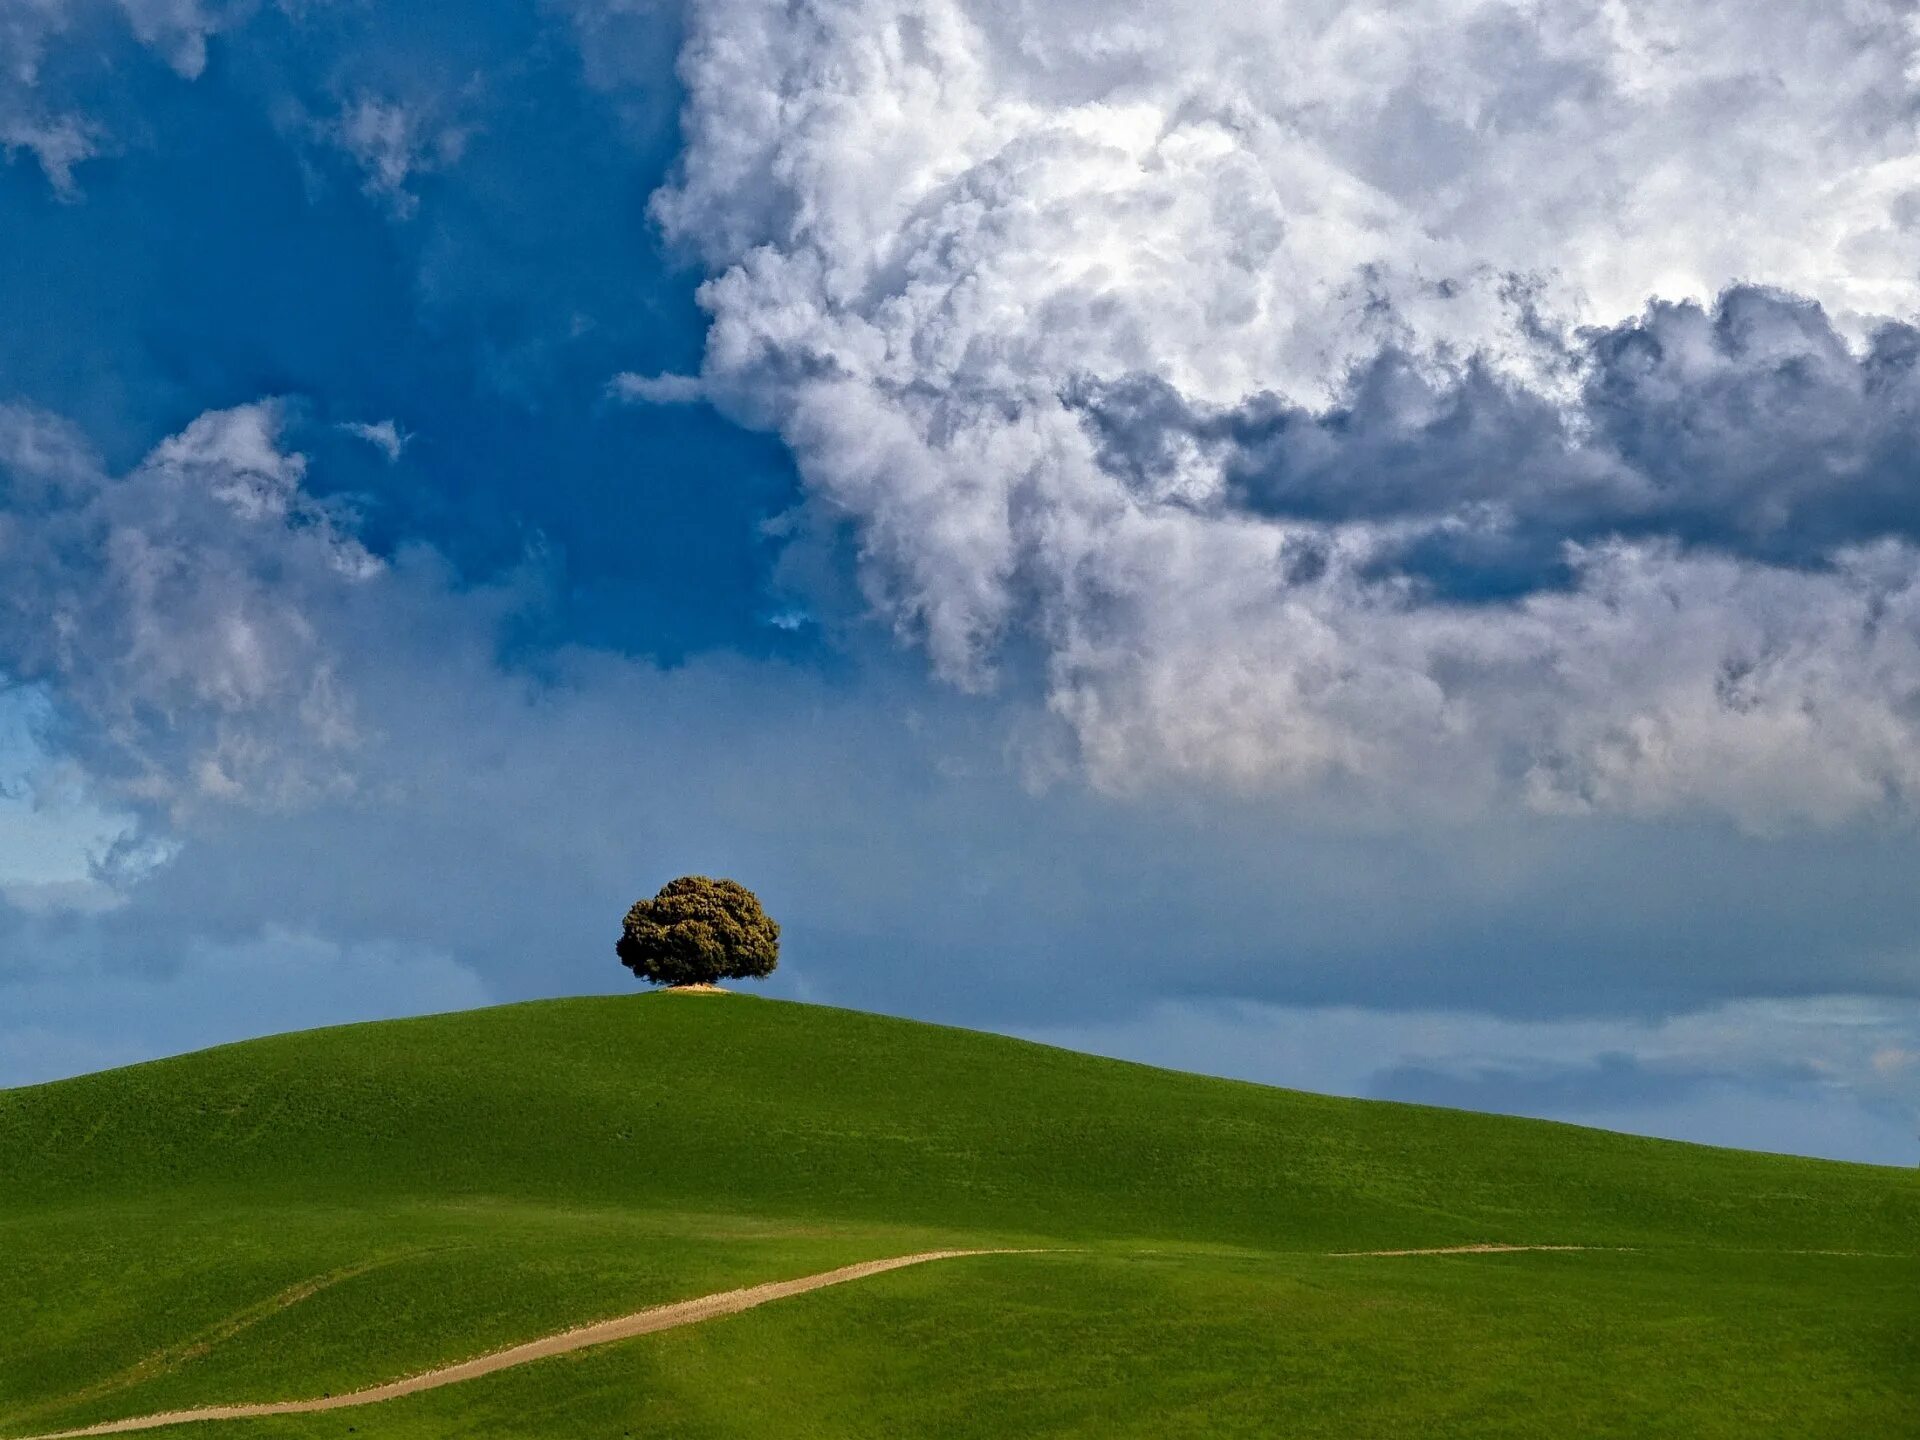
{"left": 1069, "top": 288, "right": 1920, "bottom": 600}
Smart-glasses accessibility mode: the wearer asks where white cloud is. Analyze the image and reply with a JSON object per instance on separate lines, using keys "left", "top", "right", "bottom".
{"left": 0, "top": 111, "right": 99, "bottom": 196}
{"left": 656, "top": 0, "right": 1920, "bottom": 824}
{"left": 610, "top": 371, "right": 706, "bottom": 404}
{"left": 324, "top": 93, "right": 473, "bottom": 217}
{"left": 340, "top": 418, "right": 409, "bottom": 462}
{"left": 0, "top": 400, "right": 381, "bottom": 815}
{"left": 111, "top": 0, "right": 227, "bottom": 79}
{"left": 0, "top": 0, "right": 235, "bottom": 192}
{"left": 0, "top": 0, "right": 96, "bottom": 195}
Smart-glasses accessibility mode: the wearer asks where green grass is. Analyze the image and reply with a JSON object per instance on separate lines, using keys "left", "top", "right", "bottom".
{"left": 2, "top": 993, "right": 1915, "bottom": 1436}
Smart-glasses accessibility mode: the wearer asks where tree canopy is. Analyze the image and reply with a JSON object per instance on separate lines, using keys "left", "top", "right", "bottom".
{"left": 616, "top": 876, "right": 780, "bottom": 987}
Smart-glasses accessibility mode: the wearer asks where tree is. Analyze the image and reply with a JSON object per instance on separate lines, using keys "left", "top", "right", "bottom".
{"left": 616, "top": 876, "right": 780, "bottom": 988}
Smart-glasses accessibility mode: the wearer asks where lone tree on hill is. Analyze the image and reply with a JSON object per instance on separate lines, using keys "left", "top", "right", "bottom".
{"left": 617, "top": 876, "right": 780, "bottom": 988}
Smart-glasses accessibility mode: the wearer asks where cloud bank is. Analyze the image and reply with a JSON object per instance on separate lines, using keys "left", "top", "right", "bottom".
{"left": 660, "top": 0, "right": 1920, "bottom": 824}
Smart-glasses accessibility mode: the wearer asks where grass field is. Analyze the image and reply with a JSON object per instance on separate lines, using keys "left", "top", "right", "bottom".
{"left": 2, "top": 993, "right": 1914, "bottom": 1437}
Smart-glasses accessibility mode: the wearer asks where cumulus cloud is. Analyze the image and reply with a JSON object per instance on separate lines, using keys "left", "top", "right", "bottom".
{"left": 1072, "top": 290, "right": 1920, "bottom": 586}
{"left": 0, "top": 400, "right": 380, "bottom": 814}
{"left": 656, "top": 0, "right": 1920, "bottom": 824}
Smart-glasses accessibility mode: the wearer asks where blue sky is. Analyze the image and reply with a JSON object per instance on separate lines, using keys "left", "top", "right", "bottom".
{"left": 2, "top": 0, "right": 1918, "bottom": 1164}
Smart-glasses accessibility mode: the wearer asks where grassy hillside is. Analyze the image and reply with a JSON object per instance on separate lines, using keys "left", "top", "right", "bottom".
{"left": 2, "top": 994, "right": 1914, "bottom": 1437}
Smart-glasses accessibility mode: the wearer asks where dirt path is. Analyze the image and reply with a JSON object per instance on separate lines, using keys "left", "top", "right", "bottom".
{"left": 1332, "top": 1244, "right": 1600, "bottom": 1257}
{"left": 21, "top": 1250, "right": 1015, "bottom": 1440}
{"left": 20, "top": 1241, "right": 1602, "bottom": 1439}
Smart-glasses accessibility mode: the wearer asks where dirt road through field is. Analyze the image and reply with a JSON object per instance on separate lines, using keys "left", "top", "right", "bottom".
{"left": 20, "top": 1250, "right": 1018, "bottom": 1439}
{"left": 21, "top": 1242, "right": 1609, "bottom": 1438}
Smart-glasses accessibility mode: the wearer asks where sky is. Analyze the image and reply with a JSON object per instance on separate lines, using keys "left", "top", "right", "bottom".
{"left": 1, "top": 0, "right": 1918, "bottom": 1165}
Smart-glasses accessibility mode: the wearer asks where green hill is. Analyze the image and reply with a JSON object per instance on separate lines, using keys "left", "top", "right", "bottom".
{"left": 2, "top": 994, "right": 1914, "bottom": 1437}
